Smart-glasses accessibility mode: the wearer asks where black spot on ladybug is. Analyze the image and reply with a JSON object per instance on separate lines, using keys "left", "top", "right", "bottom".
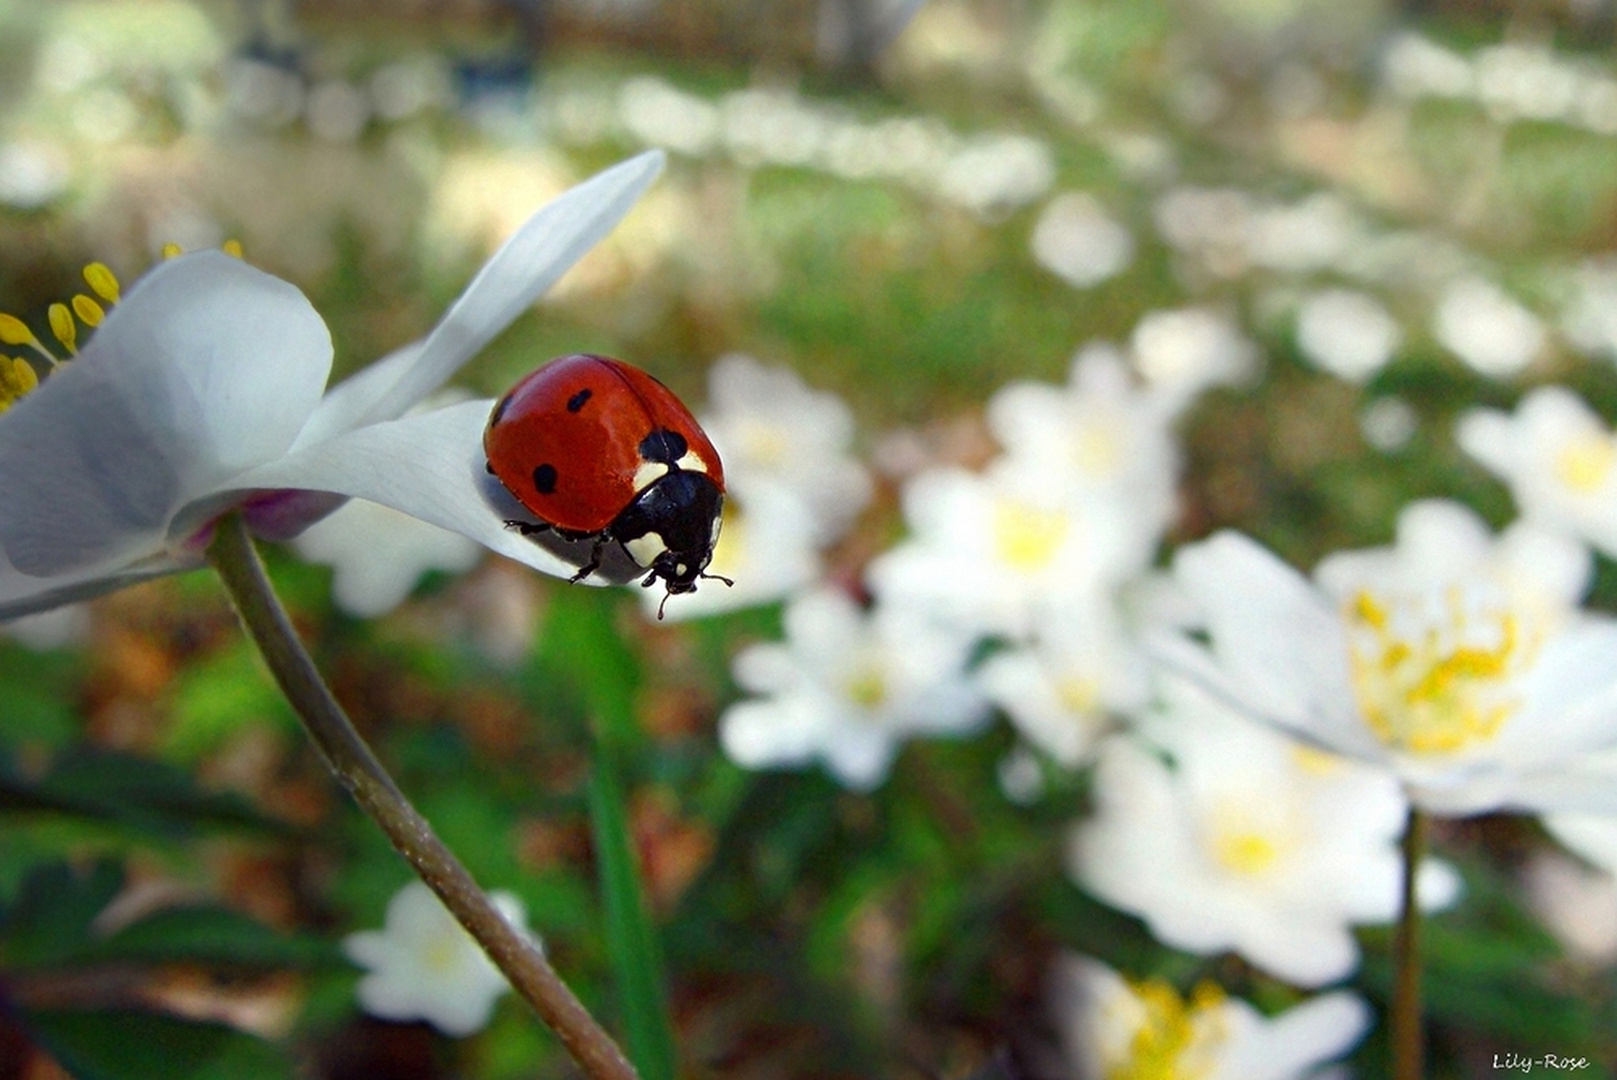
{"left": 566, "top": 388, "right": 593, "bottom": 413}
{"left": 533, "top": 463, "right": 558, "bottom": 495}
{"left": 490, "top": 394, "right": 512, "bottom": 426}
{"left": 484, "top": 460, "right": 495, "bottom": 475}
{"left": 638, "top": 428, "right": 689, "bottom": 465}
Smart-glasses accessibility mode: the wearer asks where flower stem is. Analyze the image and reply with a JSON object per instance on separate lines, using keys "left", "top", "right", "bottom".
{"left": 1391, "top": 805, "right": 1426, "bottom": 1080}
{"left": 205, "top": 513, "right": 638, "bottom": 1080}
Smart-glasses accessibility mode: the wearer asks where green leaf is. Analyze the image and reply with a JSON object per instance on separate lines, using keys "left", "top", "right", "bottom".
{"left": 20, "top": 1008, "right": 292, "bottom": 1080}
{"left": 0, "top": 859, "right": 124, "bottom": 969}
{"left": 88, "top": 906, "right": 332, "bottom": 970}
{"left": 1, "top": 750, "right": 291, "bottom": 840}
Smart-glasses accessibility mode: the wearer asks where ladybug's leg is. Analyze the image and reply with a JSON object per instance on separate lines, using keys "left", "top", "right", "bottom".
{"left": 568, "top": 534, "right": 608, "bottom": 584}
{"left": 504, "top": 520, "right": 552, "bottom": 536}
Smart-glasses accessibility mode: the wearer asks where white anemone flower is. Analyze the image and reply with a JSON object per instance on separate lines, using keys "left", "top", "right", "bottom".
{"left": 292, "top": 497, "right": 483, "bottom": 618}
{"left": 1433, "top": 276, "right": 1544, "bottom": 377}
{"left": 343, "top": 880, "right": 531, "bottom": 1037}
{"left": 1029, "top": 193, "right": 1135, "bottom": 288}
{"left": 867, "top": 461, "right": 1150, "bottom": 642}
{"left": 1158, "top": 499, "right": 1617, "bottom": 815}
{"left": 0, "top": 151, "right": 665, "bottom": 620}
{"left": 975, "top": 593, "right": 1149, "bottom": 768}
{"left": 1294, "top": 287, "right": 1402, "bottom": 383}
{"left": 698, "top": 353, "right": 872, "bottom": 546}
{"left": 986, "top": 343, "right": 1181, "bottom": 546}
{"left": 1071, "top": 677, "right": 1459, "bottom": 987}
{"left": 1458, "top": 385, "right": 1617, "bottom": 558}
{"left": 1129, "top": 306, "right": 1259, "bottom": 409}
{"left": 717, "top": 586, "right": 989, "bottom": 790}
{"left": 1055, "top": 955, "right": 1370, "bottom": 1080}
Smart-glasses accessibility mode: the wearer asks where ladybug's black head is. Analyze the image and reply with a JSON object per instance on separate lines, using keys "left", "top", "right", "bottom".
{"left": 608, "top": 470, "right": 732, "bottom": 612}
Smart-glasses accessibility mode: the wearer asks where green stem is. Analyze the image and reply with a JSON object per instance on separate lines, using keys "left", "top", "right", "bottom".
{"left": 1391, "top": 805, "right": 1426, "bottom": 1080}
{"left": 205, "top": 514, "right": 638, "bottom": 1080}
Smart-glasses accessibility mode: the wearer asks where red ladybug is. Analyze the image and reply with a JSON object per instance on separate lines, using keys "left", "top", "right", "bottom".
{"left": 484, "top": 354, "right": 731, "bottom": 613}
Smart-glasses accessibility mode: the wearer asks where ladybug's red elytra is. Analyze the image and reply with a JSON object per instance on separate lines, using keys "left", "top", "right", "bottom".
{"left": 484, "top": 354, "right": 731, "bottom": 614}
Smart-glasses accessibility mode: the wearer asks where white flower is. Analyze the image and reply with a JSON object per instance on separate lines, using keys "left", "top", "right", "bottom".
{"left": 1158, "top": 499, "right": 1617, "bottom": 815}
{"left": 1030, "top": 193, "right": 1135, "bottom": 288}
{"left": 1295, "top": 288, "right": 1402, "bottom": 382}
{"left": 697, "top": 354, "right": 871, "bottom": 546}
{"left": 985, "top": 343, "right": 1180, "bottom": 541}
{"left": 1457, "top": 385, "right": 1617, "bottom": 558}
{"left": 292, "top": 498, "right": 483, "bottom": 618}
{"left": 1071, "top": 676, "right": 1459, "bottom": 987}
{"left": 718, "top": 586, "right": 989, "bottom": 790}
{"left": 1360, "top": 395, "right": 1419, "bottom": 452}
{"left": 975, "top": 595, "right": 1148, "bottom": 768}
{"left": 1055, "top": 955, "right": 1370, "bottom": 1080}
{"left": 866, "top": 462, "right": 1147, "bottom": 641}
{"left": 1433, "top": 276, "right": 1544, "bottom": 377}
{"left": 0, "top": 605, "right": 89, "bottom": 650}
{"left": 934, "top": 133, "right": 1056, "bottom": 217}
{"left": 1245, "top": 193, "right": 1358, "bottom": 274}
{"left": 0, "top": 151, "right": 665, "bottom": 620}
{"left": 1562, "top": 258, "right": 1617, "bottom": 362}
{"left": 343, "top": 880, "right": 530, "bottom": 1037}
{"left": 1129, "top": 307, "right": 1259, "bottom": 408}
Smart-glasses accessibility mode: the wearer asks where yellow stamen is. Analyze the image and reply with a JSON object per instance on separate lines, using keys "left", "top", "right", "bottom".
{"left": 1109, "top": 979, "right": 1226, "bottom": 1080}
{"left": 1345, "top": 584, "right": 1534, "bottom": 757}
{"left": 1555, "top": 433, "right": 1616, "bottom": 495}
{"left": 161, "top": 242, "right": 184, "bottom": 259}
{"left": 993, "top": 498, "right": 1071, "bottom": 573}
{"left": 846, "top": 664, "right": 888, "bottom": 710}
{"left": 1055, "top": 675, "right": 1099, "bottom": 715}
{"left": 1213, "top": 831, "right": 1280, "bottom": 876}
{"left": 72, "top": 294, "right": 104, "bottom": 327}
{"left": 82, "top": 261, "right": 120, "bottom": 304}
{"left": 48, "top": 303, "right": 76, "bottom": 355}
{"left": 0, "top": 356, "right": 38, "bottom": 412}
{"left": 222, "top": 239, "right": 244, "bottom": 258}
{"left": 0, "top": 312, "right": 54, "bottom": 365}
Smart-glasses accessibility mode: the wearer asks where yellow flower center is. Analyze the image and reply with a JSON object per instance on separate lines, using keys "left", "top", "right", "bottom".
{"left": 992, "top": 497, "right": 1070, "bottom": 573}
{"left": 0, "top": 357, "right": 39, "bottom": 414}
{"left": 1056, "top": 674, "right": 1100, "bottom": 715}
{"left": 424, "top": 929, "right": 466, "bottom": 975}
{"left": 708, "top": 500, "right": 744, "bottom": 576}
{"left": 1204, "top": 800, "right": 1288, "bottom": 877}
{"left": 1344, "top": 584, "right": 1537, "bottom": 757}
{"left": 845, "top": 663, "right": 888, "bottom": 710}
{"left": 1554, "top": 431, "right": 1616, "bottom": 494}
{"left": 1107, "top": 979, "right": 1227, "bottom": 1080}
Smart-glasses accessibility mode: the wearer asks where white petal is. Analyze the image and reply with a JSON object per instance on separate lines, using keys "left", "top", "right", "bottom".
{"left": 1170, "top": 533, "right": 1382, "bottom": 759}
{"left": 229, "top": 399, "right": 589, "bottom": 582}
{"left": 317, "top": 151, "right": 665, "bottom": 435}
{"left": 1221, "top": 992, "right": 1370, "bottom": 1080}
{"left": 0, "top": 252, "right": 331, "bottom": 577}
{"left": 290, "top": 340, "right": 424, "bottom": 451}
{"left": 0, "top": 549, "right": 189, "bottom": 621}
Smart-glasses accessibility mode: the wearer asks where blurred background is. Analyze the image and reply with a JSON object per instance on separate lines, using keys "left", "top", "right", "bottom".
{"left": 4, "top": 0, "right": 1617, "bottom": 1077}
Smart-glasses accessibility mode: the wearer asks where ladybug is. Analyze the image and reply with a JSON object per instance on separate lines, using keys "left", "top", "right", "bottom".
{"left": 483, "top": 354, "right": 731, "bottom": 614}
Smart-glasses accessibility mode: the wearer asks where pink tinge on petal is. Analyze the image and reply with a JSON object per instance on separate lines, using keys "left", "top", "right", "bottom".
{"left": 241, "top": 489, "right": 349, "bottom": 542}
